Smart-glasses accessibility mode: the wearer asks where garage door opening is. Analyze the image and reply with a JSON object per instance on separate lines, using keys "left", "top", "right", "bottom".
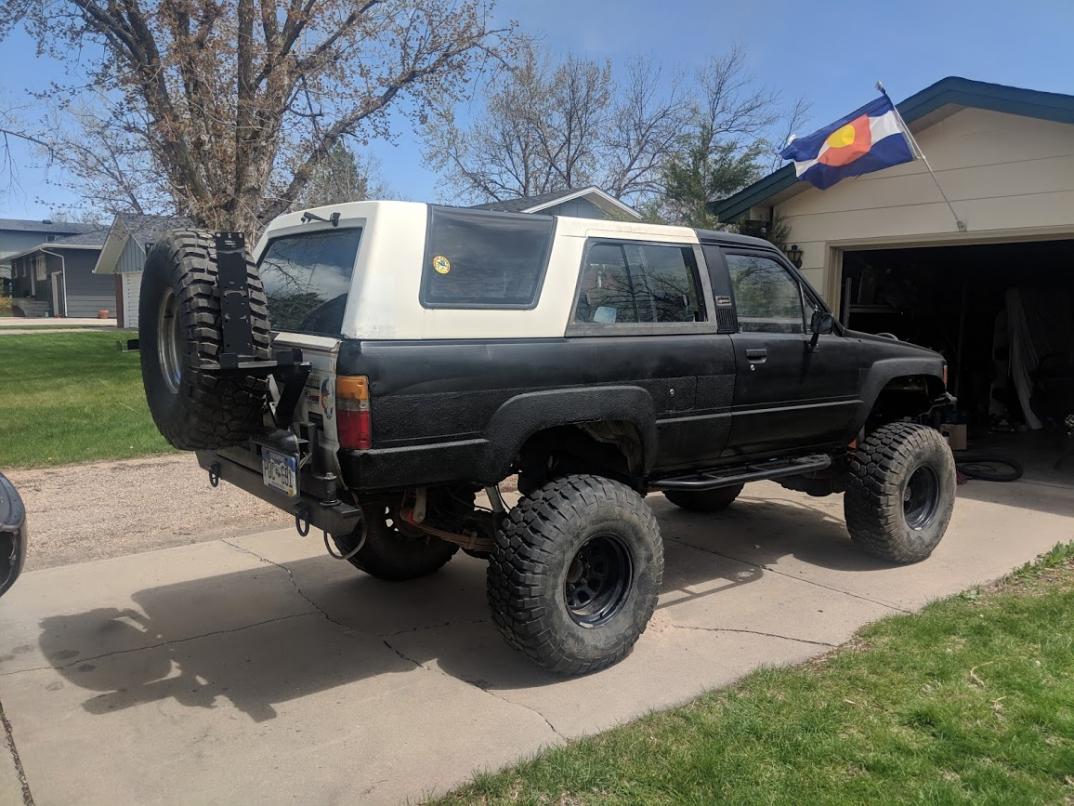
{"left": 840, "top": 239, "right": 1074, "bottom": 479}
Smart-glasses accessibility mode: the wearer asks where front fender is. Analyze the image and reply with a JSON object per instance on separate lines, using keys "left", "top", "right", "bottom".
{"left": 484, "top": 385, "right": 657, "bottom": 478}
{"left": 853, "top": 356, "right": 947, "bottom": 434}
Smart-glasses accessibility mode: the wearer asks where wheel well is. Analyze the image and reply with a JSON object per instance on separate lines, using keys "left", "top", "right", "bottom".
{"left": 868, "top": 375, "right": 946, "bottom": 427}
{"left": 516, "top": 420, "right": 644, "bottom": 489}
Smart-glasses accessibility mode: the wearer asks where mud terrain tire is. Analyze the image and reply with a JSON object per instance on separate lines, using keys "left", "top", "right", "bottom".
{"left": 845, "top": 422, "right": 956, "bottom": 563}
{"left": 139, "top": 230, "right": 271, "bottom": 450}
{"left": 488, "top": 474, "right": 663, "bottom": 675}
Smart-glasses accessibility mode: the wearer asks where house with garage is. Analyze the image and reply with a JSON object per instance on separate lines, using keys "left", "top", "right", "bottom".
{"left": 7, "top": 228, "right": 114, "bottom": 318}
{"left": 710, "top": 76, "right": 1074, "bottom": 470}
{"left": 0, "top": 218, "right": 98, "bottom": 299}
{"left": 470, "top": 186, "right": 640, "bottom": 220}
{"left": 93, "top": 213, "right": 191, "bottom": 328}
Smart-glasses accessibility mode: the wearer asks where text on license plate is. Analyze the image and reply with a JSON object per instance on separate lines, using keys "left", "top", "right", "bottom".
{"left": 262, "top": 448, "right": 298, "bottom": 497}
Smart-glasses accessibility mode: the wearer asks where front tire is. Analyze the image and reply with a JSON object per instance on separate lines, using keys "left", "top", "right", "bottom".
{"left": 844, "top": 422, "right": 956, "bottom": 563}
{"left": 663, "top": 483, "right": 744, "bottom": 512}
{"left": 488, "top": 475, "right": 663, "bottom": 675}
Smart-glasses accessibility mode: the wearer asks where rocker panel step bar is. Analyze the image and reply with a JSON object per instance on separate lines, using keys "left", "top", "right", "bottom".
{"left": 650, "top": 454, "right": 833, "bottom": 491}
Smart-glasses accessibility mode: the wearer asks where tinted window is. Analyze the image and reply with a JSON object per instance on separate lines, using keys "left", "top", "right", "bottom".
{"left": 422, "top": 207, "right": 554, "bottom": 307}
{"left": 258, "top": 227, "right": 363, "bottom": 334}
{"left": 725, "top": 254, "right": 804, "bottom": 334}
{"left": 574, "top": 242, "right": 705, "bottom": 325}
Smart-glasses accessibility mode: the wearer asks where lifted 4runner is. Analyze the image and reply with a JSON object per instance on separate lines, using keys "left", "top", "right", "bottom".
{"left": 138, "top": 201, "right": 956, "bottom": 674}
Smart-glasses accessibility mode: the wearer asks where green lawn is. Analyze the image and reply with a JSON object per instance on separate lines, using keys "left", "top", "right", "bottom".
{"left": 443, "top": 545, "right": 1074, "bottom": 805}
{"left": 0, "top": 331, "right": 174, "bottom": 468}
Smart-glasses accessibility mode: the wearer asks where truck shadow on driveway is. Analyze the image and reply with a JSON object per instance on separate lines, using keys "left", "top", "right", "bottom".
{"left": 36, "top": 497, "right": 870, "bottom": 722}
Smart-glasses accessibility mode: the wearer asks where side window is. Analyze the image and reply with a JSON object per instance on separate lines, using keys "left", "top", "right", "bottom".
{"left": 725, "top": 253, "right": 805, "bottom": 334}
{"left": 421, "top": 206, "right": 555, "bottom": 308}
{"left": 574, "top": 242, "right": 705, "bottom": 325}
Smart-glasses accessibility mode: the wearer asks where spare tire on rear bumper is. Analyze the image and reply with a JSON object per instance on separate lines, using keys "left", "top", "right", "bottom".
{"left": 139, "top": 230, "right": 272, "bottom": 450}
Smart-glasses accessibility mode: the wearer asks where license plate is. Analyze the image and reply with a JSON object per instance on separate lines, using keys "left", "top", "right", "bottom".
{"left": 262, "top": 448, "right": 298, "bottom": 497}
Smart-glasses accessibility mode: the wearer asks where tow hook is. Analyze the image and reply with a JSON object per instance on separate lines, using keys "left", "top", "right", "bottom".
{"left": 294, "top": 505, "right": 312, "bottom": 537}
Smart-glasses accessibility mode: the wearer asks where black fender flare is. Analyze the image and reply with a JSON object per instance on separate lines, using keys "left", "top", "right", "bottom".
{"left": 484, "top": 386, "right": 657, "bottom": 479}
{"left": 852, "top": 357, "right": 947, "bottom": 434}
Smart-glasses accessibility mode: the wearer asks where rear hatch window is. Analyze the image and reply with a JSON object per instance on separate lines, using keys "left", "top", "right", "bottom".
{"left": 258, "top": 227, "right": 363, "bottom": 334}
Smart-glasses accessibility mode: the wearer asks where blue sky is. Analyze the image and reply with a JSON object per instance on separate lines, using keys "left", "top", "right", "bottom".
{"left": 1, "top": 0, "right": 1072, "bottom": 219}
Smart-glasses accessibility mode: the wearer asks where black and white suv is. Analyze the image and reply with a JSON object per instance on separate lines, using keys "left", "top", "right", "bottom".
{"left": 138, "top": 201, "right": 956, "bottom": 674}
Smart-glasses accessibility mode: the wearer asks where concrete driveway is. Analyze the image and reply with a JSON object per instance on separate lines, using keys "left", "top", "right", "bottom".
{"left": 1, "top": 478, "right": 1071, "bottom": 805}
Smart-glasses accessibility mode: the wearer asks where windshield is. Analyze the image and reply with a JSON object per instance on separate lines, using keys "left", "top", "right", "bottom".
{"left": 258, "top": 227, "right": 363, "bottom": 334}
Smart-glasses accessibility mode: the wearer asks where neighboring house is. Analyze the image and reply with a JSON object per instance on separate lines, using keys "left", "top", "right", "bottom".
{"left": 0, "top": 218, "right": 98, "bottom": 296}
{"left": 93, "top": 213, "right": 191, "bottom": 328}
{"left": 470, "top": 186, "right": 641, "bottom": 220}
{"left": 708, "top": 76, "right": 1074, "bottom": 450}
{"left": 7, "top": 229, "right": 113, "bottom": 318}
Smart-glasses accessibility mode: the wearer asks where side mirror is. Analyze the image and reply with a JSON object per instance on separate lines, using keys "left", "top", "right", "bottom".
{"left": 809, "top": 311, "right": 835, "bottom": 351}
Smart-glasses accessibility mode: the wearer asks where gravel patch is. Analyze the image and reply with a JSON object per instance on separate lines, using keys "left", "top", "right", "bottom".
{"left": 8, "top": 454, "right": 290, "bottom": 571}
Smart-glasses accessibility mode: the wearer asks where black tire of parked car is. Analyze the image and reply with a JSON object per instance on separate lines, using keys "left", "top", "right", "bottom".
{"left": 662, "top": 482, "right": 745, "bottom": 512}
{"left": 487, "top": 474, "right": 664, "bottom": 675}
{"left": 138, "top": 230, "right": 272, "bottom": 450}
{"left": 844, "top": 421, "right": 956, "bottom": 564}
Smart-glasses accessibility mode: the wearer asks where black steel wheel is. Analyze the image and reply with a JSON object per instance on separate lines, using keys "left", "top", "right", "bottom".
{"left": 565, "top": 535, "right": 633, "bottom": 626}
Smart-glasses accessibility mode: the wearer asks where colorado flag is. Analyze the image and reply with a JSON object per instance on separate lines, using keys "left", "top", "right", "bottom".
{"left": 780, "top": 95, "right": 914, "bottom": 189}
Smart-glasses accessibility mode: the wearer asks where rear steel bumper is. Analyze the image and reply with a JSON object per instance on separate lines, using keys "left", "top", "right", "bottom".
{"left": 0, "top": 473, "right": 28, "bottom": 598}
{"left": 196, "top": 449, "right": 362, "bottom": 537}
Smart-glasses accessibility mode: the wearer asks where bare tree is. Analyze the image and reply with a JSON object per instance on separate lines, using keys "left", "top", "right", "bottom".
{"left": 656, "top": 48, "right": 797, "bottom": 227}
{"left": 424, "top": 45, "right": 610, "bottom": 202}
{"left": 424, "top": 46, "right": 685, "bottom": 207}
{"left": 0, "top": 0, "right": 512, "bottom": 235}
{"left": 767, "top": 97, "right": 812, "bottom": 173}
{"left": 602, "top": 58, "right": 688, "bottom": 201}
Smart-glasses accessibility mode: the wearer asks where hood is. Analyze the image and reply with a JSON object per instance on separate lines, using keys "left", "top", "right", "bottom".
{"left": 843, "top": 328, "right": 941, "bottom": 357}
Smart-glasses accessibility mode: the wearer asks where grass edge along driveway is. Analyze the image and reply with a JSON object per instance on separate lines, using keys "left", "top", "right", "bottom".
{"left": 441, "top": 544, "right": 1074, "bottom": 805}
{"left": 0, "top": 330, "right": 173, "bottom": 468}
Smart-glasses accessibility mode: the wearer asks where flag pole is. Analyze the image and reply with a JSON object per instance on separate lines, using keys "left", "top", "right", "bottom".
{"left": 876, "top": 81, "right": 967, "bottom": 232}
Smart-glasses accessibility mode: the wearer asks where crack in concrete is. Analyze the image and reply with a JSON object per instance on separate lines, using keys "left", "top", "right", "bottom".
{"left": 378, "top": 618, "right": 490, "bottom": 638}
{"left": 1, "top": 699, "right": 35, "bottom": 806}
{"left": 668, "top": 623, "right": 836, "bottom": 648}
{"left": 219, "top": 541, "right": 566, "bottom": 741}
{"left": 0, "top": 613, "right": 315, "bottom": 678}
{"left": 379, "top": 637, "right": 565, "bottom": 743}
{"left": 664, "top": 537, "right": 912, "bottom": 614}
{"left": 221, "top": 539, "right": 355, "bottom": 631}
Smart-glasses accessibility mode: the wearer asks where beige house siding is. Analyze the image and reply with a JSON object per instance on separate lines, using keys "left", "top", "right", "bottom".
{"left": 774, "top": 107, "right": 1074, "bottom": 307}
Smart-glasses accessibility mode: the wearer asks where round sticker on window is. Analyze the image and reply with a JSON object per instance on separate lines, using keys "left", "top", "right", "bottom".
{"left": 432, "top": 255, "right": 451, "bottom": 275}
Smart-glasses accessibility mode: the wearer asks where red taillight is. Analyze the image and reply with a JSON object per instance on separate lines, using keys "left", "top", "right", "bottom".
{"left": 337, "top": 376, "right": 371, "bottom": 450}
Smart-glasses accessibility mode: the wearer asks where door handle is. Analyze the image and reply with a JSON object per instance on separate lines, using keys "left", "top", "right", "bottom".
{"left": 745, "top": 348, "right": 768, "bottom": 361}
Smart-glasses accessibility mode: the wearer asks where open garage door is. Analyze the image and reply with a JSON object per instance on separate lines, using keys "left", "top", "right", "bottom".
{"left": 839, "top": 239, "right": 1074, "bottom": 475}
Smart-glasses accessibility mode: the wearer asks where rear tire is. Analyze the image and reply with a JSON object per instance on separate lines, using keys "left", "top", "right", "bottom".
{"left": 336, "top": 504, "right": 459, "bottom": 581}
{"left": 844, "top": 422, "right": 956, "bottom": 563}
{"left": 663, "top": 483, "right": 744, "bottom": 512}
{"left": 488, "top": 474, "right": 663, "bottom": 675}
{"left": 138, "top": 230, "right": 271, "bottom": 450}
